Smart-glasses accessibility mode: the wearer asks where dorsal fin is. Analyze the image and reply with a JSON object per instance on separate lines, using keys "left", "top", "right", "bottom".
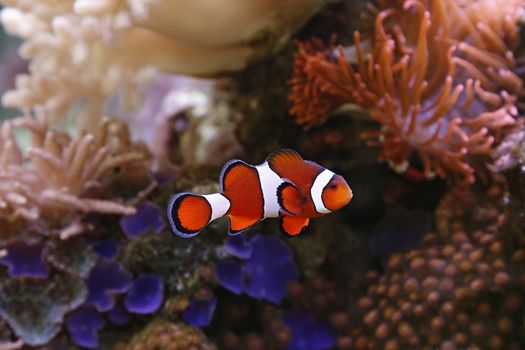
{"left": 267, "top": 149, "right": 323, "bottom": 189}
{"left": 220, "top": 159, "right": 254, "bottom": 192}
{"left": 267, "top": 149, "right": 304, "bottom": 170}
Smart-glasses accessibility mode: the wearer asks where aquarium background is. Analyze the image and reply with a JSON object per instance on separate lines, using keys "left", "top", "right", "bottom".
{"left": 0, "top": 0, "right": 523, "bottom": 349}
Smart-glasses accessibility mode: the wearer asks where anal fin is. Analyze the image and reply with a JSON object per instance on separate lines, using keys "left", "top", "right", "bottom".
{"left": 277, "top": 181, "right": 305, "bottom": 216}
{"left": 280, "top": 216, "right": 310, "bottom": 236}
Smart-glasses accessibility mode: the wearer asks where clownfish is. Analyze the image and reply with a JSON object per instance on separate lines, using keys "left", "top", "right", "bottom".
{"left": 167, "top": 149, "right": 352, "bottom": 237}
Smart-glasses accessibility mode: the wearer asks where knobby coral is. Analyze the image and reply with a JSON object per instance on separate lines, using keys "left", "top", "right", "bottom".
{"left": 289, "top": 0, "right": 524, "bottom": 183}
{"left": 348, "top": 186, "right": 525, "bottom": 350}
{"left": 0, "top": 112, "right": 150, "bottom": 239}
{"left": 126, "top": 321, "right": 214, "bottom": 350}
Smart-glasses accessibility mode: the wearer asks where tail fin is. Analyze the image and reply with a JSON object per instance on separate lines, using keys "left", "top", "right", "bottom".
{"left": 167, "top": 193, "right": 230, "bottom": 238}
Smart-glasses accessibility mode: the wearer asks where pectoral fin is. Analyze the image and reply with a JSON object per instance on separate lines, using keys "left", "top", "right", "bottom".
{"left": 277, "top": 181, "right": 305, "bottom": 216}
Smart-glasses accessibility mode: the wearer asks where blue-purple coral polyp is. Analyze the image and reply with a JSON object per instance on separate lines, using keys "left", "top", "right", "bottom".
{"left": 120, "top": 201, "right": 165, "bottom": 238}
{"left": 86, "top": 260, "right": 132, "bottom": 312}
{"left": 216, "top": 235, "right": 299, "bottom": 303}
{"left": 0, "top": 240, "right": 49, "bottom": 279}
{"left": 66, "top": 304, "right": 105, "bottom": 349}
{"left": 124, "top": 273, "right": 164, "bottom": 314}
{"left": 183, "top": 295, "right": 217, "bottom": 328}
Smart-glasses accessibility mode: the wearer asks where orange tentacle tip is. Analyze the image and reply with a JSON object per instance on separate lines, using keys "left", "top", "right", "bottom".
{"left": 287, "top": 0, "right": 523, "bottom": 184}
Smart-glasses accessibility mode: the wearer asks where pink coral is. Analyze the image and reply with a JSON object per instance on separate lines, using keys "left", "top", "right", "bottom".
{"left": 0, "top": 112, "right": 151, "bottom": 239}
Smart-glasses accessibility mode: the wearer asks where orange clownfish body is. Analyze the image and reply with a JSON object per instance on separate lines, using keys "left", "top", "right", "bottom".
{"left": 167, "top": 149, "right": 353, "bottom": 237}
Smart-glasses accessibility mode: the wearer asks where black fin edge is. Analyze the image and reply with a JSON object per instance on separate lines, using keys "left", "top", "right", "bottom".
{"left": 278, "top": 215, "right": 309, "bottom": 236}
{"left": 219, "top": 159, "right": 252, "bottom": 193}
{"left": 167, "top": 193, "right": 211, "bottom": 238}
{"left": 227, "top": 217, "right": 264, "bottom": 236}
{"left": 266, "top": 149, "right": 303, "bottom": 172}
{"left": 276, "top": 181, "right": 302, "bottom": 216}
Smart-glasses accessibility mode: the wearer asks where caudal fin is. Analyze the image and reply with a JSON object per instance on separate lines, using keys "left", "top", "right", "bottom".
{"left": 167, "top": 193, "right": 230, "bottom": 238}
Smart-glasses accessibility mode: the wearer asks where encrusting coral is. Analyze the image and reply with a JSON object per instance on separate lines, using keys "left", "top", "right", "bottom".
{"left": 0, "top": 198, "right": 167, "bottom": 348}
{"left": 0, "top": 0, "right": 329, "bottom": 124}
{"left": 0, "top": 112, "right": 150, "bottom": 238}
{"left": 289, "top": 0, "right": 524, "bottom": 183}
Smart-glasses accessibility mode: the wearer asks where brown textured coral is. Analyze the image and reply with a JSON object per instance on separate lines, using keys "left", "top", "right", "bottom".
{"left": 289, "top": 0, "right": 523, "bottom": 183}
{"left": 348, "top": 186, "right": 525, "bottom": 350}
{"left": 0, "top": 112, "right": 150, "bottom": 239}
{"left": 126, "top": 321, "right": 215, "bottom": 350}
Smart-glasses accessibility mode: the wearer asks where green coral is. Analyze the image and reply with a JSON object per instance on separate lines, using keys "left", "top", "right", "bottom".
{"left": 45, "top": 237, "right": 98, "bottom": 279}
{"left": 121, "top": 232, "right": 218, "bottom": 296}
{"left": 0, "top": 273, "right": 87, "bottom": 346}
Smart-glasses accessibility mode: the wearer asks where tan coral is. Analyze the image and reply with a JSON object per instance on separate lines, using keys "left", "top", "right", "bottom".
{"left": 0, "top": 0, "right": 328, "bottom": 124}
{"left": 0, "top": 112, "right": 150, "bottom": 236}
{"left": 126, "top": 321, "right": 214, "bottom": 350}
{"left": 289, "top": 0, "right": 523, "bottom": 183}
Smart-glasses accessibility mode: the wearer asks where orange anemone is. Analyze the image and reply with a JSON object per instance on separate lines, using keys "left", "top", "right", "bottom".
{"left": 289, "top": 0, "right": 523, "bottom": 184}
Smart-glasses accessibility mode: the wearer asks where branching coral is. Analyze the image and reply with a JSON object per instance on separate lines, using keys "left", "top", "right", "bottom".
{"left": 0, "top": 112, "right": 150, "bottom": 237}
{"left": 289, "top": 0, "right": 524, "bottom": 183}
{"left": 0, "top": 0, "right": 328, "bottom": 124}
{"left": 0, "top": 0, "right": 158, "bottom": 123}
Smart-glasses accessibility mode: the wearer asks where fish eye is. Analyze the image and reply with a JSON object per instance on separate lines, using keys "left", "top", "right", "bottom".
{"left": 328, "top": 183, "right": 337, "bottom": 189}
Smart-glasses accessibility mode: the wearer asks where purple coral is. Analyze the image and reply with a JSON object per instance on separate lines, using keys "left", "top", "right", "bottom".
{"left": 368, "top": 207, "right": 432, "bottom": 257}
{"left": 120, "top": 202, "right": 165, "bottom": 238}
{"left": 216, "top": 262, "right": 243, "bottom": 295}
{"left": 124, "top": 273, "right": 164, "bottom": 314}
{"left": 183, "top": 295, "right": 217, "bottom": 328}
{"left": 216, "top": 235, "right": 299, "bottom": 303}
{"left": 223, "top": 235, "right": 252, "bottom": 259}
{"left": 65, "top": 304, "right": 104, "bottom": 349}
{"left": 92, "top": 239, "right": 119, "bottom": 259}
{"left": 283, "top": 311, "right": 336, "bottom": 350}
{"left": 86, "top": 260, "right": 132, "bottom": 312}
{"left": 108, "top": 300, "right": 131, "bottom": 326}
{"left": 0, "top": 240, "right": 49, "bottom": 278}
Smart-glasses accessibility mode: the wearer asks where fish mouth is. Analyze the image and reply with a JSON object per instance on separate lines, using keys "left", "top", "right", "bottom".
{"left": 341, "top": 186, "right": 353, "bottom": 207}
